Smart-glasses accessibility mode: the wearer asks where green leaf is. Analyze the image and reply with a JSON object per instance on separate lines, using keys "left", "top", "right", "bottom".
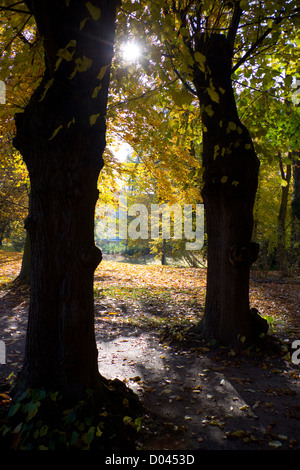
{"left": 63, "top": 409, "right": 76, "bottom": 425}
{"left": 40, "top": 425, "right": 48, "bottom": 437}
{"left": 70, "top": 430, "right": 80, "bottom": 446}
{"left": 123, "top": 416, "right": 132, "bottom": 426}
{"left": 24, "top": 401, "right": 40, "bottom": 421}
{"left": 134, "top": 417, "right": 143, "bottom": 432}
{"left": 13, "top": 422, "right": 23, "bottom": 434}
{"left": 8, "top": 402, "right": 21, "bottom": 417}
{"left": 49, "top": 391, "right": 59, "bottom": 401}
{"left": 82, "top": 426, "right": 95, "bottom": 445}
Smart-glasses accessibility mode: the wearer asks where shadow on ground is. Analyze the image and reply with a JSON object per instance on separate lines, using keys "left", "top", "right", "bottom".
{"left": 1, "top": 287, "right": 300, "bottom": 450}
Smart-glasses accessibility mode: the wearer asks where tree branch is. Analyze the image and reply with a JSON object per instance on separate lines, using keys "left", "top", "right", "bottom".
{"left": 170, "top": 63, "right": 197, "bottom": 96}
{"left": 227, "top": 1, "right": 242, "bottom": 56}
{"left": 107, "top": 78, "right": 179, "bottom": 114}
{"left": 232, "top": 6, "right": 300, "bottom": 73}
{"left": 0, "top": 5, "right": 30, "bottom": 14}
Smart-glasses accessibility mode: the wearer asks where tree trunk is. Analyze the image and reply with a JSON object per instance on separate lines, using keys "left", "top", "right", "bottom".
{"left": 16, "top": 231, "right": 31, "bottom": 284}
{"left": 12, "top": 0, "right": 119, "bottom": 400}
{"left": 15, "top": 194, "right": 31, "bottom": 285}
{"left": 291, "top": 152, "right": 300, "bottom": 269}
{"left": 192, "top": 35, "right": 266, "bottom": 347}
{"left": 277, "top": 159, "right": 291, "bottom": 274}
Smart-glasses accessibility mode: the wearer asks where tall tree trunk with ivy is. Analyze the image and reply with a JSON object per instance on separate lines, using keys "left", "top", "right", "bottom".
{"left": 12, "top": 0, "right": 122, "bottom": 402}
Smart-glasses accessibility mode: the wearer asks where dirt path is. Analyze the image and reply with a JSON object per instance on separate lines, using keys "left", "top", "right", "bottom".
{"left": 1, "top": 287, "right": 300, "bottom": 450}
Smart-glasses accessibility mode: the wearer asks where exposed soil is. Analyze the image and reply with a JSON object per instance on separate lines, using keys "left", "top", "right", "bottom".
{"left": 1, "top": 281, "right": 300, "bottom": 451}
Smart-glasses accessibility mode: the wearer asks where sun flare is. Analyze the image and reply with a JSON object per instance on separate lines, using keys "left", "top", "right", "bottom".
{"left": 122, "top": 41, "right": 141, "bottom": 62}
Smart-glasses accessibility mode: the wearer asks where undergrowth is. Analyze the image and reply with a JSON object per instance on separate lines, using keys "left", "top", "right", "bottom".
{"left": 0, "top": 387, "right": 142, "bottom": 451}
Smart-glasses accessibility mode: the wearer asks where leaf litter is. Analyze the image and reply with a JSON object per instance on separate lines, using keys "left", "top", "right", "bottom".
{"left": 1, "top": 252, "right": 300, "bottom": 450}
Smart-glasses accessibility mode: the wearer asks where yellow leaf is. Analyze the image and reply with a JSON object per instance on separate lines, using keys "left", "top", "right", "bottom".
{"left": 207, "top": 87, "right": 219, "bottom": 103}
{"left": 205, "top": 105, "right": 214, "bottom": 117}
{"left": 49, "top": 125, "right": 63, "bottom": 140}
{"left": 213, "top": 144, "right": 219, "bottom": 159}
{"left": 227, "top": 121, "right": 237, "bottom": 133}
{"left": 92, "top": 84, "right": 102, "bottom": 98}
{"left": 194, "top": 51, "right": 206, "bottom": 71}
{"left": 171, "top": 90, "right": 193, "bottom": 107}
{"left": 67, "top": 117, "right": 75, "bottom": 128}
{"left": 85, "top": 1, "right": 101, "bottom": 20}
{"left": 89, "top": 113, "right": 99, "bottom": 126}
{"left": 75, "top": 55, "right": 92, "bottom": 72}
{"left": 80, "top": 17, "right": 89, "bottom": 30}
{"left": 221, "top": 175, "right": 228, "bottom": 183}
{"left": 39, "top": 78, "right": 54, "bottom": 101}
{"left": 69, "top": 56, "right": 93, "bottom": 79}
{"left": 98, "top": 65, "right": 109, "bottom": 80}
{"left": 239, "top": 404, "right": 249, "bottom": 411}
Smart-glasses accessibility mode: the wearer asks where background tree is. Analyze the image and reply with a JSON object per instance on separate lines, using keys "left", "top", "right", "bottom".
{"left": 117, "top": 0, "right": 299, "bottom": 347}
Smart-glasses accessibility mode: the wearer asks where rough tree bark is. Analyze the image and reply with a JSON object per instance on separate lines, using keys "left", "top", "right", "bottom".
{"left": 277, "top": 158, "right": 291, "bottom": 274}
{"left": 12, "top": 0, "right": 122, "bottom": 401}
{"left": 192, "top": 34, "right": 267, "bottom": 347}
{"left": 15, "top": 194, "right": 31, "bottom": 285}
